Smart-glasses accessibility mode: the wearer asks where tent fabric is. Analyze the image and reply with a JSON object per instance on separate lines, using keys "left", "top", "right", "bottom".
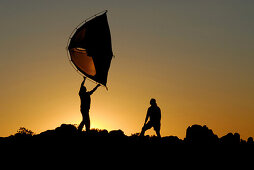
{"left": 68, "top": 12, "right": 113, "bottom": 87}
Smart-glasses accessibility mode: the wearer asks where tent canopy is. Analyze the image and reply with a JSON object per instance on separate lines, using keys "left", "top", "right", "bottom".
{"left": 68, "top": 11, "right": 113, "bottom": 87}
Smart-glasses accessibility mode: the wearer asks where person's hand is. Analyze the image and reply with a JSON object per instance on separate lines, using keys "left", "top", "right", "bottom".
{"left": 97, "top": 84, "right": 101, "bottom": 87}
{"left": 83, "top": 76, "right": 86, "bottom": 80}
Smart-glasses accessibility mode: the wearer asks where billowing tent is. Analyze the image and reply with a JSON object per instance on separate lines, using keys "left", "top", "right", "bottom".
{"left": 68, "top": 11, "right": 113, "bottom": 87}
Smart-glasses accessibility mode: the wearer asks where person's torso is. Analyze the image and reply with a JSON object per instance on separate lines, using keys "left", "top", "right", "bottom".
{"left": 79, "top": 88, "right": 91, "bottom": 109}
{"left": 148, "top": 106, "right": 161, "bottom": 122}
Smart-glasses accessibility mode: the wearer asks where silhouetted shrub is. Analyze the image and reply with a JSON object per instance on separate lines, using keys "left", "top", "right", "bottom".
{"left": 15, "top": 127, "right": 35, "bottom": 136}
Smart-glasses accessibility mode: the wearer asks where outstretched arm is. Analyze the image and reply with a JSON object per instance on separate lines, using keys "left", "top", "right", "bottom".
{"left": 88, "top": 84, "right": 101, "bottom": 95}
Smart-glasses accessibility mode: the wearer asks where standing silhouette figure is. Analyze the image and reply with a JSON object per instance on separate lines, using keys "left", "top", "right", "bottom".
{"left": 78, "top": 77, "right": 100, "bottom": 132}
{"left": 140, "top": 98, "right": 161, "bottom": 137}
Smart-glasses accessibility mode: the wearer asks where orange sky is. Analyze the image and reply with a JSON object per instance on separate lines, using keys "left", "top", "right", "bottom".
{"left": 0, "top": 1, "right": 254, "bottom": 139}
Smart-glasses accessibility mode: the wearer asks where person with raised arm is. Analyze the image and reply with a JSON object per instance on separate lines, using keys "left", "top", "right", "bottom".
{"left": 78, "top": 77, "right": 100, "bottom": 132}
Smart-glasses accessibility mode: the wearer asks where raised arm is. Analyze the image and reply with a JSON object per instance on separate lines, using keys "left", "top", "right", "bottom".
{"left": 88, "top": 84, "right": 101, "bottom": 95}
{"left": 80, "top": 77, "right": 86, "bottom": 88}
{"left": 79, "top": 77, "right": 86, "bottom": 95}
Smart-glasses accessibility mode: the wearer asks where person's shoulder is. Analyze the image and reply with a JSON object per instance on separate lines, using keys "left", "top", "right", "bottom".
{"left": 156, "top": 106, "right": 161, "bottom": 111}
{"left": 79, "top": 87, "right": 87, "bottom": 95}
{"left": 148, "top": 106, "right": 152, "bottom": 111}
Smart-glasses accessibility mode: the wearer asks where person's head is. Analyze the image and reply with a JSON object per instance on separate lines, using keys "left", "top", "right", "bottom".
{"left": 150, "top": 98, "right": 157, "bottom": 106}
{"left": 83, "top": 86, "right": 87, "bottom": 92}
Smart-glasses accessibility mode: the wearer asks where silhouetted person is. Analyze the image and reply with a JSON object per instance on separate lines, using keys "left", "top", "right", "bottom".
{"left": 78, "top": 77, "right": 100, "bottom": 132}
{"left": 140, "top": 98, "right": 161, "bottom": 137}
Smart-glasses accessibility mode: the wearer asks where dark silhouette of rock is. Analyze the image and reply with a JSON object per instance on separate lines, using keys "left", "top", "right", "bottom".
{"left": 109, "top": 129, "right": 125, "bottom": 137}
{"left": 185, "top": 124, "right": 219, "bottom": 144}
{"left": 220, "top": 133, "right": 241, "bottom": 144}
{"left": 247, "top": 137, "right": 254, "bottom": 144}
{"left": 55, "top": 124, "right": 77, "bottom": 136}
{"left": 162, "top": 136, "right": 182, "bottom": 144}
{"left": 0, "top": 124, "right": 253, "bottom": 146}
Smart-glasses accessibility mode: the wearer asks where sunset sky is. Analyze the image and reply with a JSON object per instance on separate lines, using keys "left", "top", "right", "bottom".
{"left": 0, "top": 0, "right": 253, "bottom": 139}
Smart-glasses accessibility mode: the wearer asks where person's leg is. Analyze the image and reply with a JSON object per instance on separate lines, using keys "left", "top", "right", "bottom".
{"left": 155, "top": 129, "right": 161, "bottom": 138}
{"left": 78, "top": 109, "right": 90, "bottom": 132}
{"left": 83, "top": 110, "right": 90, "bottom": 131}
{"left": 140, "top": 127, "right": 146, "bottom": 136}
{"left": 154, "top": 123, "right": 161, "bottom": 138}
{"left": 140, "top": 122, "right": 152, "bottom": 136}
{"left": 78, "top": 119, "right": 85, "bottom": 132}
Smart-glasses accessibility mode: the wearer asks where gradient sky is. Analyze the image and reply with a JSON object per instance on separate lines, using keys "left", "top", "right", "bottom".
{"left": 0, "top": 0, "right": 253, "bottom": 139}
